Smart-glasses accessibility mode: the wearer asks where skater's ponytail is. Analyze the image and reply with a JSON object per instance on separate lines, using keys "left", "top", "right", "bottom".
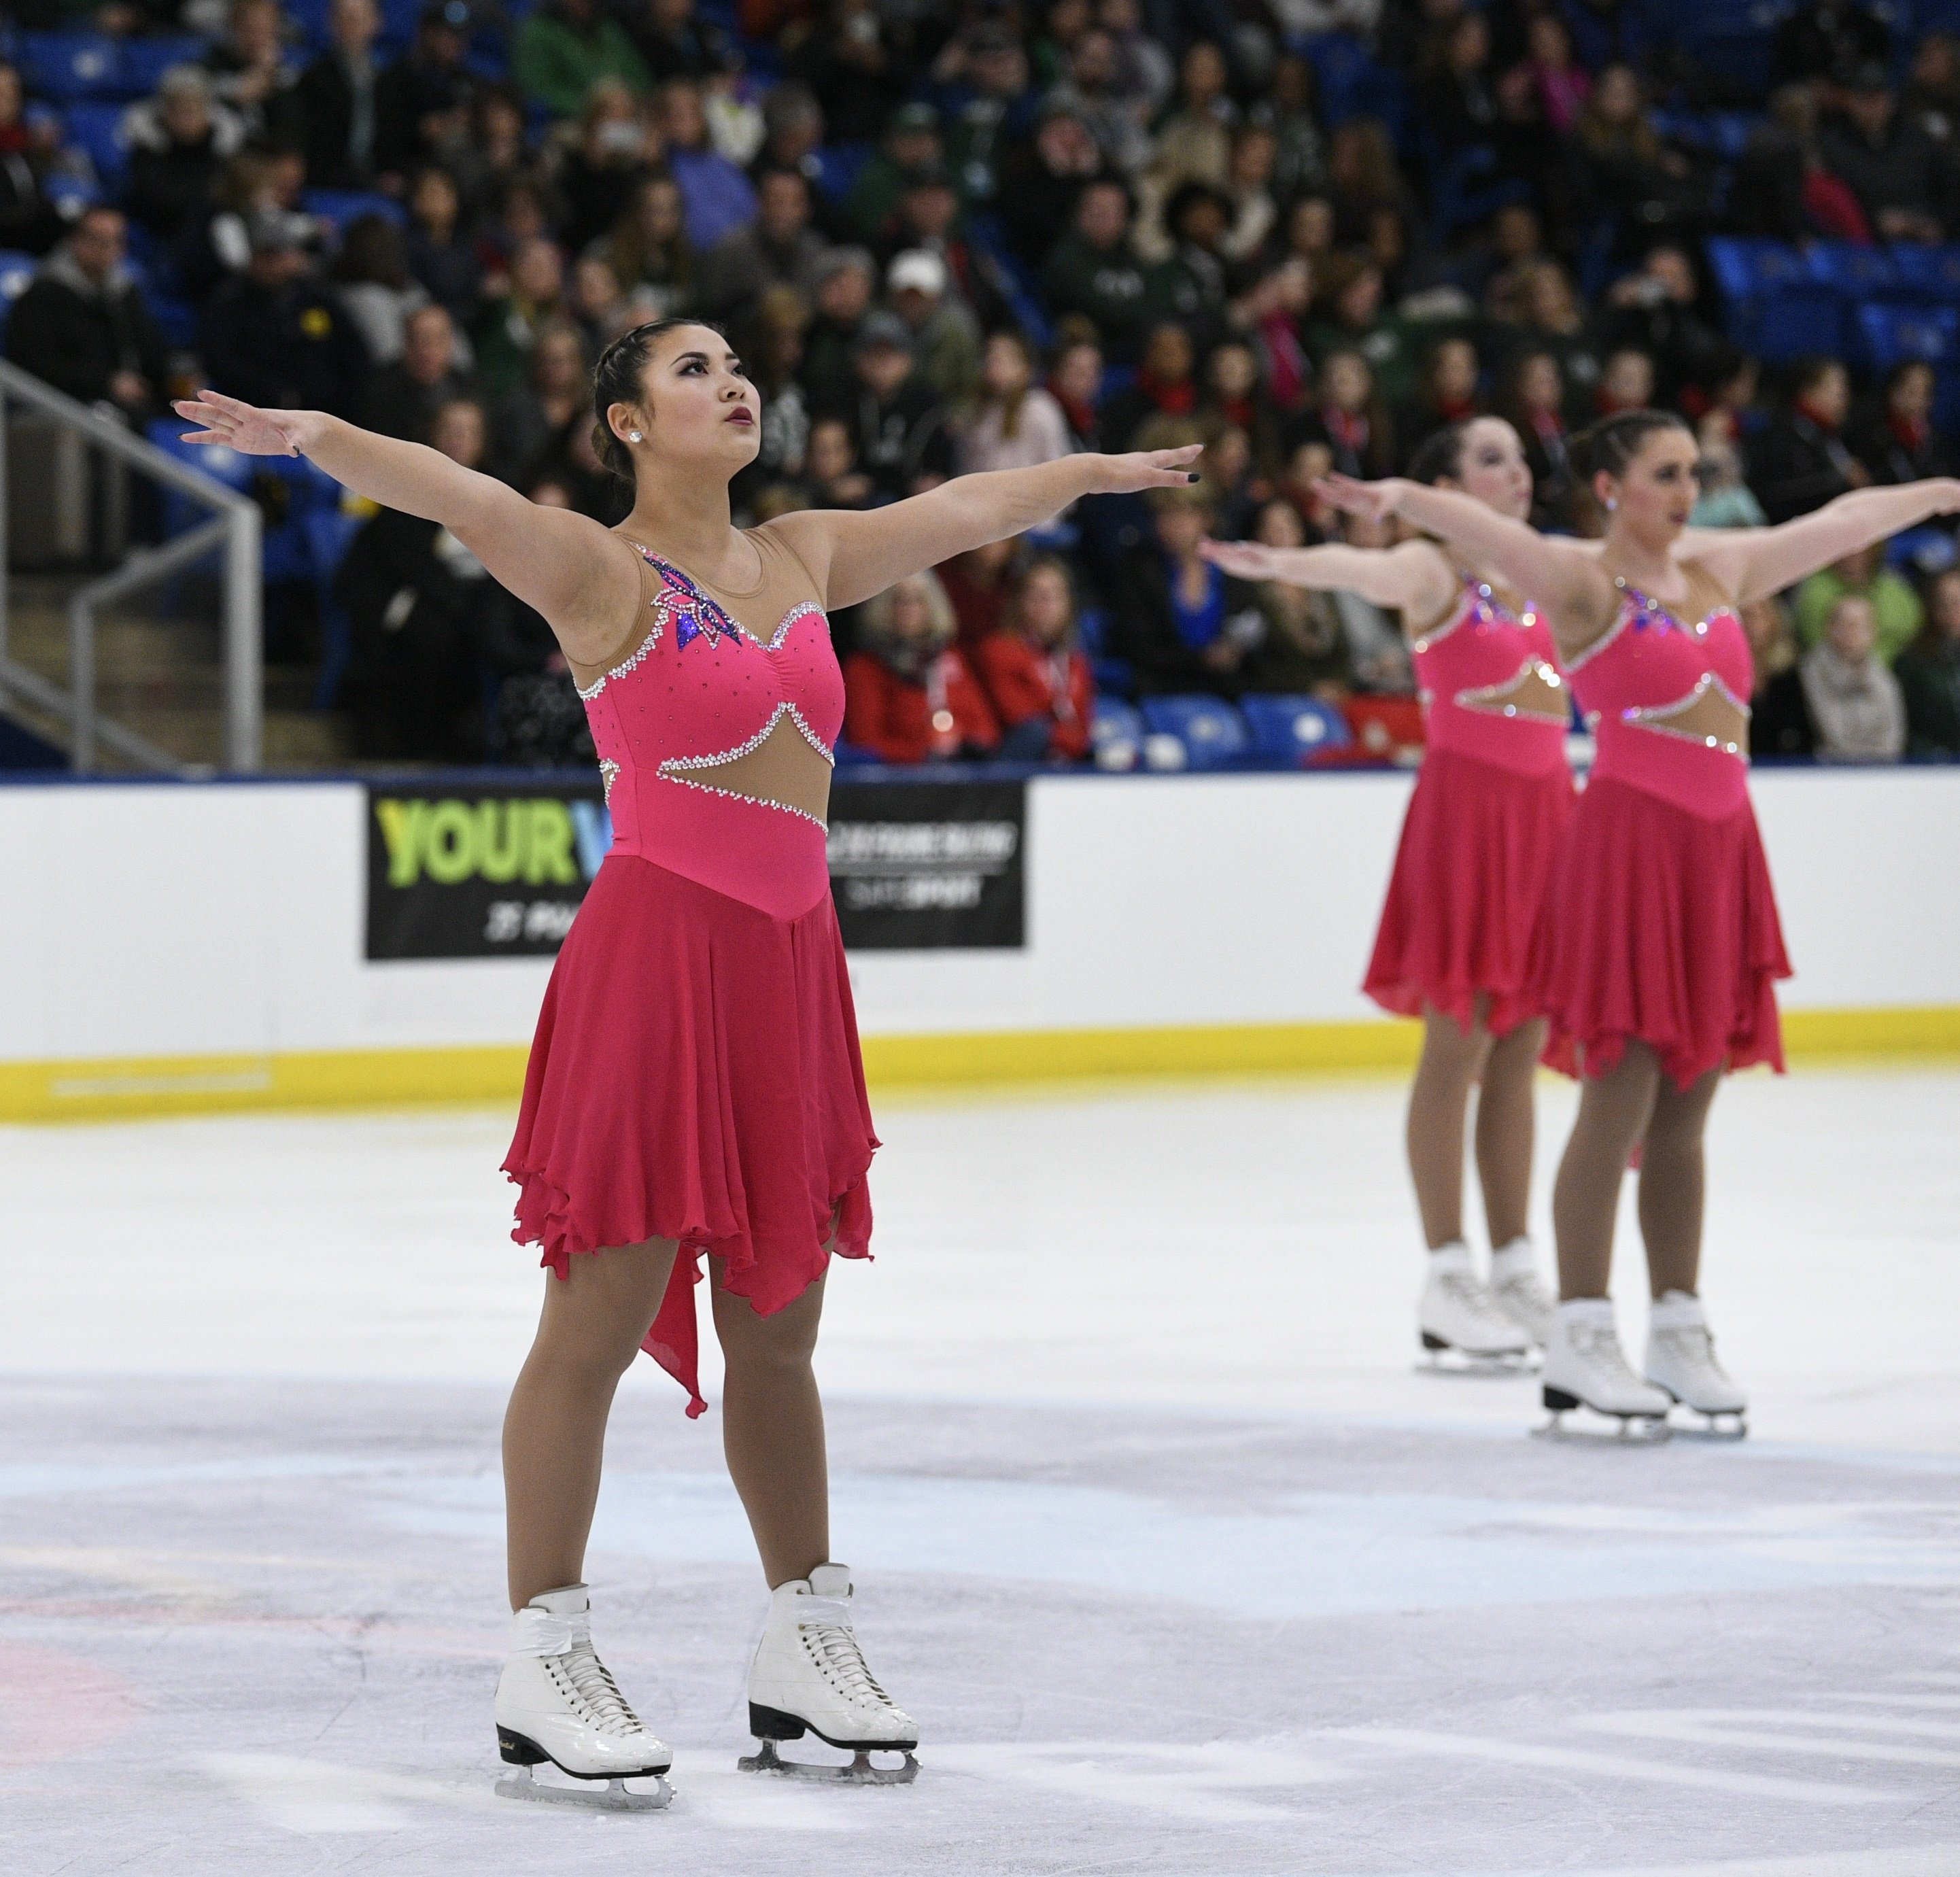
{"left": 590, "top": 316, "right": 729, "bottom": 485}
{"left": 1568, "top": 408, "right": 1689, "bottom": 485}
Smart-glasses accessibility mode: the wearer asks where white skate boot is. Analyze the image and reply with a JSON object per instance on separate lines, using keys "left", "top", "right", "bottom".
{"left": 1537, "top": 1299, "right": 1672, "bottom": 1442}
{"left": 1487, "top": 1237, "right": 1557, "bottom": 1349}
{"left": 1417, "top": 1242, "right": 1531, "bottom": 1369}
{"left": 739, "top": 1564, "right": 919, "bottom": 1784}
{"left": 1645, "top": 1290, "right": 1748, "bottom": 1439}
{"left": 494, "top": 1585, "right": 673, "bottom": 1811}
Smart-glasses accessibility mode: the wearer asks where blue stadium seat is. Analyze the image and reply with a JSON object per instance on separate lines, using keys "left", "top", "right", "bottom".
{"left": 1805, "top": 242, "right": 1898, "bottom": 302}
{"left": 301, "top": 190, "right": 408, "bottom": 233}
{"left": 0, "top": 249, "right": 38, "bottom": 339}
{"left": 810, "top": 141, "right": 872, "bottom": 204}
{"left": 1139, "top": 695, "right": 1249, "bottom": 770}
{"left": 116, "top": 35, "right": 211, "bottom": 95}
{"left": 1298, "top": 32, "right": 1405, "bottom": 135}
{"left": 1887, "top": 245, "right": 1960, "bottom": 305}
{"left": 1857, "top": 303, "right": 1959, "bottom": 374}
{"left": 305, "top": 507, "right": 368, "bottom": 708}
{"left": 1709, "top": 237, "right": 1843, "bottom": 362}
{"left": 18, "top": 32, "right": 122, "bottom": 102}
{"left": 62, "top": 101, "right": 130, "bottom": 190}
{"left": 1239, "top": 694, "right": 1354, "bottom": 767}
{"left": 1088, "top": 695, "right": 1142, "bottom": 767}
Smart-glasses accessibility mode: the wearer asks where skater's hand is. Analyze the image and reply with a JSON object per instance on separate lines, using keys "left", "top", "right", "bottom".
{"left": 1312, "top": 474, "right": 1411, "bottom": 523}
{"left": 172, "top": 388, "right": 323, "bottom": 458}
{"left": 1199, "top": 538, "right": 1292, "bottom": 581}
{"left": 1085, "top": 444, "right": 1205, "bottom": 495}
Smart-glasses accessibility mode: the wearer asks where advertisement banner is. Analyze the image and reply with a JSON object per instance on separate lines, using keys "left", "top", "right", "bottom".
{"left": 365, "top": 776, "right": 1027, "bottom": 959}
{"left": 825, "top": 779, "right": 1026, "bottom": 950}
{"left": 366, "top": 781, "right": 609, "bottom": 961}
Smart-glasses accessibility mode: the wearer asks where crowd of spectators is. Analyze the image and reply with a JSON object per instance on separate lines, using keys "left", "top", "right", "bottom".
{"left": 1, "top": 0, "right": 1958, "bottom": 765}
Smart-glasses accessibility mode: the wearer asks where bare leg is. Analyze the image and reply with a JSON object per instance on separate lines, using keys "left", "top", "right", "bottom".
{"left": 1474, "top": 1017, "right": 1545, "bottom": 1249}
{"left": 1551, "top": 1044, "right": 1664, "bottom": 1300}
{"left": 713, "top": 1265, "right": 829, "bottom": 1588}
{"left": 1638, "top": 1069, "right": 1722, "bottom": 1298}
{"left": 1406, "top": 1003, "right": 1495, "bottom": 1250}
{"left": 502, "top": 1237, "right": 678, "bottom": 1611}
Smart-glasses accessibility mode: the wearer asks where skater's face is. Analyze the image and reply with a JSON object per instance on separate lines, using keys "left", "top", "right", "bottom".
{"left": 1445, "top": 417, "right": 1533, "bottom": 521}
{"left": 1598, "top": 427, "right": 1699, "bottom": 544}
{"left": 613, "top": 324, "right": 759, "bottom": 470}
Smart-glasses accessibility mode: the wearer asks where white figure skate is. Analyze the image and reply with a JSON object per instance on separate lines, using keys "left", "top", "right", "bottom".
{"left": 1645, "top": 1290, "right": 1748, "bottom": 1439}
{"left": 1417, "top": 1242, "right": 1531, "bottom": 1371}
{"left": 1536, "top": 1300, "right": 1672, "bottom": 1442}
{"left": 494, "top": 1585, "right": 674, "bottom": 1812}
{"left": 1487, "top": 1237, "right": 1558, "bottom": 1349}
{"left": 739, "top": 1564, "right": 919, "bottom": 1784}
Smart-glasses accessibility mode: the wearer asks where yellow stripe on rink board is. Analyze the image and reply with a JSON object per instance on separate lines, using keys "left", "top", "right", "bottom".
{"left": 2, "top": 1008, "right": 1959, "bottom": 1122}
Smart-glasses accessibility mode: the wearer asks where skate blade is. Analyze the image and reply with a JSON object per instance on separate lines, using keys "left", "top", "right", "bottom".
{"left": 1416, "top": 1334, "right": 1534, "bottom": 1377}
{"left": 1668, "top": 1413, "right": 1748, "bottom": 1441}
{"left": 738, "top": 1737, "right": 919, "bottom": 1785}
{"left": 1532, "top": 1410, "right": 1672, "bottom": 1445}
{"left": 495, "top": 1764, "right": 673, "bottom": 1811}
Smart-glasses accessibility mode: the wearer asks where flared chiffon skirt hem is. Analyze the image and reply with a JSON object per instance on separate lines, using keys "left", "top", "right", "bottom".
{"left": 502, "top": 853, "right": 879, "bottom": 1417}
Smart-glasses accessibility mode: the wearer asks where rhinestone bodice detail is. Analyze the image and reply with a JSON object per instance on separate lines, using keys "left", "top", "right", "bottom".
{"left": 1568, "top": 570, "right": 1754, "bottom": 819}
{"left": 1413, "top": 576, "right": 1572, "bottom": 778}
{"left": 577, "top": 525, "right": 843, "bottom": 919}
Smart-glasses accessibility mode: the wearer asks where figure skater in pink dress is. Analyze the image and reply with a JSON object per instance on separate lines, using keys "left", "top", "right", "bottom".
{"left": 1205, "top": 417, "right": 1570, "bottom": 1368}
{"left": 174, "top": 321, "right": 1201, "bottom": 1801}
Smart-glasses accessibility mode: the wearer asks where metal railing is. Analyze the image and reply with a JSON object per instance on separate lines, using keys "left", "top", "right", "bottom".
{"left": 0, "top": 358, "right": 262, "bottom": 772}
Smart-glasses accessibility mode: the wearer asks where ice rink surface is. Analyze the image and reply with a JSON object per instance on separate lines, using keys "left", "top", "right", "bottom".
{"left": 3, "top": 1066, "right": 1959, "bottom": 1876}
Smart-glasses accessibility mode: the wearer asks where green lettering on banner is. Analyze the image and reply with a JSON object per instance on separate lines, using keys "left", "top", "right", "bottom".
{"left": 526, "top": 799, "right": 577, "bottom": 884}
{"left": 375, "top": 798, "right": 427, "bottom": 886}
{"left": 476, "top": 799, "right": 523, "bottom": 882}
{"left": 423, "top": 799, "right": 476, "bottom": 884}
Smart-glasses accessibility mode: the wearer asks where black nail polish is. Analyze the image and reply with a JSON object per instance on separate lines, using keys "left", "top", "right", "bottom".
{"left": 1187, "top": 472, "right": 1200, "bottom": 483}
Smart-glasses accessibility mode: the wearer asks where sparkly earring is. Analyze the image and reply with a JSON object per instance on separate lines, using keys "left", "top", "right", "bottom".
{"left": 628, "top": 430, "right": 643, "bottom": 442}
{"left": 1605, "top": 496, "right": 1617, "bottom": 511}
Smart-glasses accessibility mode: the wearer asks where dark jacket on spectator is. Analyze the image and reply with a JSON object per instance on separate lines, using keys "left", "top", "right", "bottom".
{"left": 1596, "top": 298, "right": 1734, "bottom": 413}
{"left": 201, "top": 273, "right": 373, "bottom": 419}
{"left": 334, "top": 508, "right": 492, "bottom": 759}
{"left": 1819, "top": 112, "right": 1941, "bottom": 230}
{"left": 695, "top": 221, "right": 828, "bottom": 320}
{"left": 1751, "top": 665, "right": 1818, "bottom": 757}
{"left": 1895, "top": 636, "right": 1960, "bottom": 755}
{"left": 1849, "top": 409, "right": 1953, "bottom": 486}
{"left": 1772, "top": 0, "right": 1889, "bottom": 89}
{"left": 296, "top": 47, "right": 381, "bottom": 191}
{"left": 124, "top": 129, "right": 233, "bottom": 245}
{"left": 3, "top": 244, "right": 168, "bottom": 411}
{"left": 374, "top": 48, "right": 476, "bottom": 179}
{"left": 1040, "top": 231, "right": 1152, "bottom": 364}
{"left": 362, "top": 359, "right": 483, "bottom": 441}
{"left": 1110, "top": 547, "right": 1261, "bottom": 698}
{"left": 1747, "top": 407, "right": 1863, "bottom": 526}
{"left": 821, "top": 374, "right": 952, "bottom": 499}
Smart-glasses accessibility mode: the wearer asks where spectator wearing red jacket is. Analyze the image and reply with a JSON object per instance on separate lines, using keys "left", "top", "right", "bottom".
{"left": 976, "top": 555, "right": 1096, "bottom": 763}
{"left": 843, "top": 569, "right": 1000, "bottom": 763}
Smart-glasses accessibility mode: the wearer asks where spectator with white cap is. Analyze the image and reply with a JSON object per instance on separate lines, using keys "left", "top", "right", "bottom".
{"left": 887, "top": 247, "right": 980, "bottom": 404}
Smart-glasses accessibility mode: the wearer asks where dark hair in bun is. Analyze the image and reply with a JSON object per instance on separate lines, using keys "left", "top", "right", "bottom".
{"left": 1568, "top": 407, "right": 1690, "bottom": 484}
{"left": 589, "top": 317, "right": 728, "bottom": 485}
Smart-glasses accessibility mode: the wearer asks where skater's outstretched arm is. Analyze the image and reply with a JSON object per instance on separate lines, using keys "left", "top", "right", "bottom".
{"left": 171, "top": 389, "right": 638, "bottom": 666}
{"left": 1197, "top": 537, "right": 1460, "bottom": 624}
{"left": 1316, "top": 475, "right": 1616, "bottom": 644}
{"left": 771, "top": 446, "right": 1205, "bottom": 610}
{"left": 1677, "top": 478, "right": 1960, "bottom": 606}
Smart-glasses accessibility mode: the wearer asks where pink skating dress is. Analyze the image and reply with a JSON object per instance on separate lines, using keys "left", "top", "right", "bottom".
{"left": 1363, "top": 572, "right": 1578, "bottom": 1035}
{"left": 503, "top": 524, "right": 878, "bottom": 1417}
{"left": 1530, "top": 564, "right": 1791, "bottom": 1088}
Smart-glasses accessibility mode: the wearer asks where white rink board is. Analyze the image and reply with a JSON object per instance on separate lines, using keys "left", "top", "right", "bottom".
{"left": 3, "top": 765, "right": 1959, "bottom": 1065}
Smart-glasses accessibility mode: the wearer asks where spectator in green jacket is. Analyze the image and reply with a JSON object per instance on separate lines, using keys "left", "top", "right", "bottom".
{"left": 1895, "top": 566, "right": 1960, "bottom": 755}
{"left": 514, "top": 0, "right": 650, "bottom": 117}
{"left": 1792, "top": 541, "right": 1924, "bottom": 665}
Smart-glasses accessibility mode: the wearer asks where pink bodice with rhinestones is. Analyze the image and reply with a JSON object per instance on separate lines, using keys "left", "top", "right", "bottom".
{"left": 1413, "top": 574, "right": 1572, "bottom": 777}
{"left": 1567, "top": 564, "right": 1754, "bottom": 819}
{"left": 574, "top": 522, "right": 842, "bottom": 919}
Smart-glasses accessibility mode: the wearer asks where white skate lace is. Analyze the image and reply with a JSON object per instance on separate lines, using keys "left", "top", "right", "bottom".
{"left": 549, "top": 1642, "right": 651, "bottom": 1740}
{"left": 1651, "top": 1325, "right": 1727, "bottom": 1377}
{"left": 798, "top": 1605, "right": 893, "bottom": 1710}
{"left": 1493, "top": 1269, "right": 1554, "bottom": 1315}
{"left": 1437, "top": 1269, "right": 1519, "bottom": 1336}
{"left": 1570, "top": 1320, "right": 1645, "bottom": 1388}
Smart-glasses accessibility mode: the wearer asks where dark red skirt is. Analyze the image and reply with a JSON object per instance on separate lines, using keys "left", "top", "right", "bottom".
{"left": 1363, "top": 746, "right": 1577, "bottom": 1037}
{"left": 503, "top": 855, "right": 878, "bottom": 1417}
{"left": 1530, "top": 777, "right": 1791, "bottom": 1090}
